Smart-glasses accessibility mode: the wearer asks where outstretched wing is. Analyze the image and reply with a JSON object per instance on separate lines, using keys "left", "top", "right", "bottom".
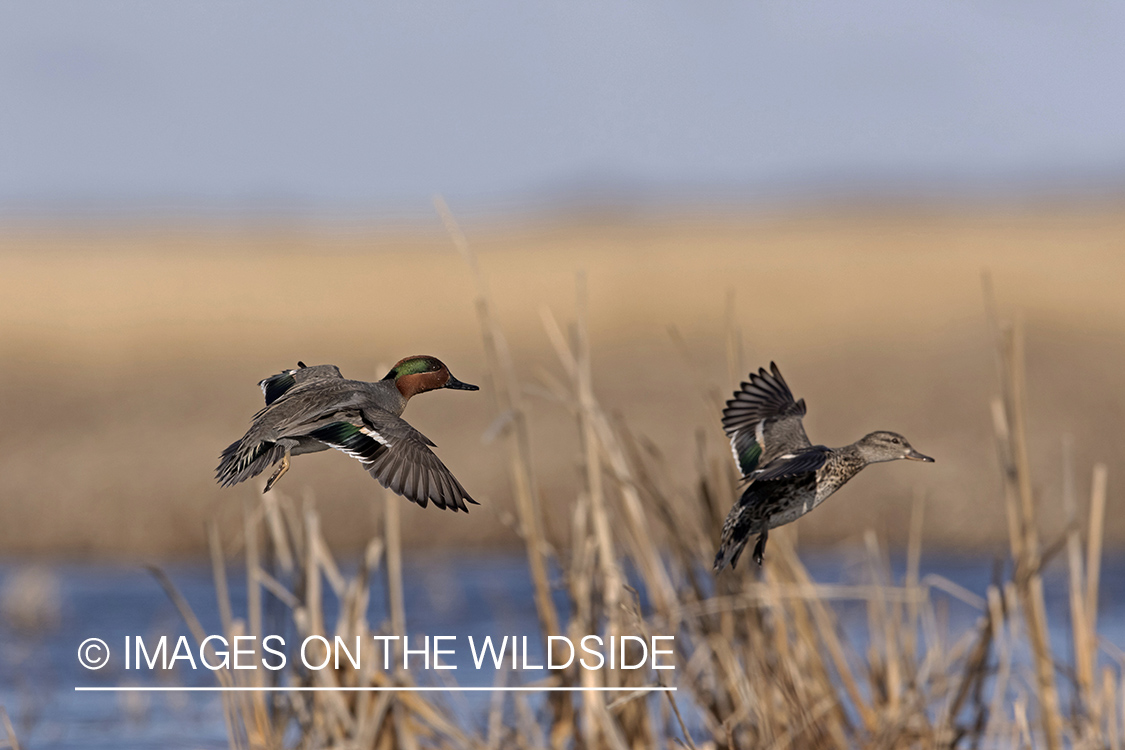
{"left": 308, "top": 411, "right": 477, "bottom": 513}
{"left": 751, "top": 445, "right": 830, "bottom": 483}
{"left": 722, "top": 362, "right": 811, "bottom": 477}
{"left": 259, "top": 363, "right": 344, "bottom": 406}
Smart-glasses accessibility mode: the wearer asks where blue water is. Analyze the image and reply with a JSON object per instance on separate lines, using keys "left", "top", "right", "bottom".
{"left": 1, "top": 552, "right": 1122, "bottom": 749}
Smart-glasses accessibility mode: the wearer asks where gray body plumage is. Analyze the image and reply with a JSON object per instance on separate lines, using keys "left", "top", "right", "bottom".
{"left": 714, "top": 363, "right": 932, "bottom": 570}
{"left": 217, "top": 361, "right": 477, "bottom": 512}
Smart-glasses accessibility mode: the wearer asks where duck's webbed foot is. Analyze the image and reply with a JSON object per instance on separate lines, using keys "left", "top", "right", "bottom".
{"left": 263, "top": 453, "right": 291, "bottom": 494}
{"left": 752, "top": 530, "right": 769, "bottom": 566}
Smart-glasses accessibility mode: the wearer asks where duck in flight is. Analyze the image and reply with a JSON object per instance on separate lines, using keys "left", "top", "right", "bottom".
{"left": 216, "top": 356, "right": 480, "bottom": 512}
{"left": 714, "top": 362, "right": 933, "bottom": 570}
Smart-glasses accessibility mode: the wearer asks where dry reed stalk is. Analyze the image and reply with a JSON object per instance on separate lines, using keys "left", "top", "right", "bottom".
{"left": 983, "top": 585, "right": 1012, "bottom": 746}
{"left": 943, "top": 613, "right": 993, "bottom": 746}
{"left": 862, "top": 531, "right": 895, "bottom": 711}
{"left": 262, "top": 492, "right": 294, "bottom": 574}
{"left": 538, "top": 274, "right": 672, "bottom": 746}
{"left": 147, "top": 564, "right": 242, "bottom": 749}
{"left": 0, "top": 707, "right": 20, "bottom": 750}
{"left": 1063, "top": 435, "right": 1096, "bottom": 715}
{"left": 485, "top": 666, "right": 508, "bottom": 750}
{"left": 382, "top": 479, "right": 419, "bottom": 750}
{"left": 300, "top": 504, "right": 360, "bottom": 741}
{"left": 208, "top": 520, "right": 235, "bottom": 640}
{"left": 294, "top": 492, "right": 481, "bottom": 746}
{"left": 149, "top": 262, "right": 1119, "bottom": 750}
{"left": 203, "top": 521, "right": 246, "bottom": 750}
{"left": 983, "top": 275, "right": 1024, "bottom": 566}
{"left": 243, "top": 503, "right": 270, "bottom": 739}
{"left": 244, "top": 500, "right": 262, "bottom": 661}
{"left": 1014, "top": 695, "right": 1033, "bottom": 748}
{"left": 988, "top": 316, "right": 1063, "bottom": 750}
{"left": 1104, "top": 667, "right": 1121, "bottom": 750}
{"left": 565, "top": 490, "right": 599, "bottom": 750}
{"left": 517, "top": 693, "right": 548, "bottom": 750}
{"left": 383, "top": 485, "right": 407, "bottom": 660}
{"left": 438, "top": 197, "right": 579, "bottom": 744}
{"left": 774, "top": 535, "right": 878, "bottom": 733}
{"left": 574, "top": 404, "right": 627, "bottom": 750}
{"left": 302, "top": 504, "right": 324, "bottom": 654}
{"left": 991, "top": 397, "right": 1026, "bottom": 564}
{"left": 1086, "top": 463, "right": 1108, "bottom": 645}
{"left": 903, "top": 487, "right": 925, "bottom": 687}
{"left": 573, "top": 275, "right": 625, "bottom": 640}
{"left": 538, "top": 304, "right": 678, "bottom": 614}
{"left": 772, "top": 562, "right": 850, "bottom": 742}
{"left": 1007, "top": 322, "right": 1039, "bottom": 560}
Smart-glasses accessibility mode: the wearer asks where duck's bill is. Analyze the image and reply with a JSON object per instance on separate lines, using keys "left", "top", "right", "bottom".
{"left": 905, "top": 449, "right": 935, "bottom": 462}
{"left": 445, "top": 375, "right": 480, "bottom": 391}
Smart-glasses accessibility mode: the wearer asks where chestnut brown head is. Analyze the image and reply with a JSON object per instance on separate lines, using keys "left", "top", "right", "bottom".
{"left": 383, "top": 355, "right": 479, "bottom": 399}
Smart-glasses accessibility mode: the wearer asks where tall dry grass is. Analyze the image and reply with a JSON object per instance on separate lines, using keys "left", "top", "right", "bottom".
{"left": 0, "top": 707, "right": 19, "bottom": 750}
{"left": 148, "top": 209, "right": 1121, "bottom": 749}
{"left": 4, "top": 209, "right": 1125, "bottom": 557}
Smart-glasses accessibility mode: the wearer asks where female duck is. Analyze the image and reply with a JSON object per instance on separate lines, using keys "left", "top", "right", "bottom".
{"left": 715, "top": 362, "right": 933, "bottom": 570}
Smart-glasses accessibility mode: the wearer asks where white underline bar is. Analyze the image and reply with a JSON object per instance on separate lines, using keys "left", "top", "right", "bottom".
{"left": 75, "top": 686, "right": 676, "bottom": 693}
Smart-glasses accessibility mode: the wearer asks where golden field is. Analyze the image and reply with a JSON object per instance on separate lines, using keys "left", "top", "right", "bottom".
{"left": 0, "top": 206, "right": 1122, "bottom": 557}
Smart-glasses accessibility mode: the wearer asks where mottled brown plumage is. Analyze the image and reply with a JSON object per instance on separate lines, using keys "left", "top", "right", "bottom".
{"left": 714, "top": 363, "right": 933, "bottom": 570}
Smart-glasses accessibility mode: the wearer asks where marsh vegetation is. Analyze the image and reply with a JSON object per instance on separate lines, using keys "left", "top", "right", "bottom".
{"left": 137, "top": 208, "right": 1121, "bottom": 749}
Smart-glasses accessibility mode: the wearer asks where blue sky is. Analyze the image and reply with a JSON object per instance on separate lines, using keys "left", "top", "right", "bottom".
{"left": 2, "top": 1, "right": 1123, "bottom": 215}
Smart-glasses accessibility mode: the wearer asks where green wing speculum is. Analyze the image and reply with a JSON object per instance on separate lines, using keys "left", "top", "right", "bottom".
{"left": 734, "top": 438, "right": 763, "bottom": 476}
{"left": 722, "top": 362, "right": 811, "bottom": 478}
{"left": 309, "top": 421, "right": 388, "bottom": 464}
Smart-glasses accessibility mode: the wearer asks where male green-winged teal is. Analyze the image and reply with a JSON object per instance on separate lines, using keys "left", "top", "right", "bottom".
{"left": 714, "top": 362, "right": 933, "bottom": 570}
{"left": 216, "top": 356, "right": 480, "bottom": 512}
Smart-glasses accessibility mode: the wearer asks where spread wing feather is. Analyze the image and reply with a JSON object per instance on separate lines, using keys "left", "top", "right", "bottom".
{"left": 722, "top": 362, "right": 811, "bottom": 476}
{"left": 311, "top": 411, "right": 476, "bottom": 512}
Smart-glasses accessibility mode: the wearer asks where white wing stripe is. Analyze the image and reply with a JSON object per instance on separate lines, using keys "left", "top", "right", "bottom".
{"left": 340, "top": 447, "right": 374, "bottom": 463}
{"left": 360, "top": 427, "right": 391, "bottom": 447}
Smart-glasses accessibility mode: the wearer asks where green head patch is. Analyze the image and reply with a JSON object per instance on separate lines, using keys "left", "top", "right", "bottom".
{"left": 384, "top": 356, "right": 444, "bottom": 381}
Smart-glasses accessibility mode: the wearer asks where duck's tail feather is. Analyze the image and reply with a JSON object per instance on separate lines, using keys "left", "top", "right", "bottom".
{"left": 713, "top": 534, "right": 750, "bottom": 572}
{"left": 713, "top": 501, "right": 758, "bottom": 572}
{"left": 216, "top": 436, "right": 285, "bottom": 488}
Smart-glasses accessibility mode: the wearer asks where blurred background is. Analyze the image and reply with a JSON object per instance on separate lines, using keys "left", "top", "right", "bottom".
{"left": 1, "top": 1, "right": 1121, "bottom": 558}
{"left": 2, "top": 2, "right": 1124, "bottom": 746}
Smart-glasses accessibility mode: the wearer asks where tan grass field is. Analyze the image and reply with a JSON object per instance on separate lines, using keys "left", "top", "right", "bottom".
{"left": 0, "top": 206, "right": 1122, "bottom": 557}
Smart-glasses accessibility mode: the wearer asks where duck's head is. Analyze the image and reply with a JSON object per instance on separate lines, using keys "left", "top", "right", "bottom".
{"left": 383, "top": 355, "right": 479, "bottom": 399}
{"left": 855, "top": 431, "right": 934, "bottom": 464}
